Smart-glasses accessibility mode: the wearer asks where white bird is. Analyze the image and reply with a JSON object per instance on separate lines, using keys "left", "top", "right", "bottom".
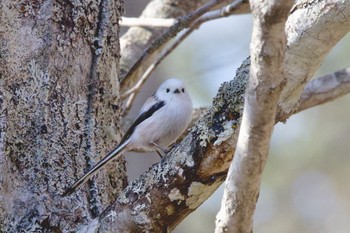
{"left": 63, "top": 78, "right": 193, "bottom": 196}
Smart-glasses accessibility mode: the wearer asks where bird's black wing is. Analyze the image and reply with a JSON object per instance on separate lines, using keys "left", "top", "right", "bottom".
{"left": 119, "top": 99, "right": 165, "bottom": 145}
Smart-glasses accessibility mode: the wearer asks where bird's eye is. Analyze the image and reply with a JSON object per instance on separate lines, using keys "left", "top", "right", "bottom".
{"left": 166, "top": 88, "right": 170, "bottom": 93}
{"left": 182, "top": 88, "right": 185, "bottom": 93}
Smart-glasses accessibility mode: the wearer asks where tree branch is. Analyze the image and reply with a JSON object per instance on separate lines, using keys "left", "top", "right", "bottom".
{"left": 215, "top": 1, "right": 294, "bottom": 232}
{"left": 191, "top": 67, "right": 350, "bottom": 126}
{"left": 279, "top": 0, "right": 350, "bottom": 114}
{"left": 120, "top": 17, "right": 177, "bottom": 27}
{"left": 122, "top": 0, "right": 247, "bottom": 110}
{"left": 119, "top": 0, "right": 250, "bottom": 92}
{"left": 120, "top": 0, "right": 210, "bottom": 81}
{"left": 121, "top": 0, "right": 232, "bottom": 87}
{"left": 298, "top": 68, "right": 350, "bottom": 112}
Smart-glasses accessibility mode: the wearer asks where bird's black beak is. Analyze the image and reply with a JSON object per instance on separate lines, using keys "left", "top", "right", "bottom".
{"left": 174, "top": 88, "right": 180, "bottom": 94}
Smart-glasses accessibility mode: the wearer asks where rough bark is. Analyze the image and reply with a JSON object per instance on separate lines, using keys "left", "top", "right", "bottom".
{"left": 0, "top": 0, "right": 125, "bottom": 231}
{"left": 215, "top": 1, "right": 293, "bottom": 232}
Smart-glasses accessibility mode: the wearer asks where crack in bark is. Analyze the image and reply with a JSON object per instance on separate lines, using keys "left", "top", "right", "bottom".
{"left": 84, "top": 0, "right": 108, "bottom": 219}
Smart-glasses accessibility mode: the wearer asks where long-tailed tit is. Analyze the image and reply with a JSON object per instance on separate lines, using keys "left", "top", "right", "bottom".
{"left": 62, "top": 78, "right": 193, "bottom": 196}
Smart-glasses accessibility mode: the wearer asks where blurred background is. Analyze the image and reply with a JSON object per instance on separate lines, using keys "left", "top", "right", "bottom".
{"left": 123, "top": 1, "right": 350, "bottom": 232}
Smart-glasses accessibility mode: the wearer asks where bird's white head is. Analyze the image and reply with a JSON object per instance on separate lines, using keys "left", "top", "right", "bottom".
{"left": 156, "top": 78, "right": 192, "bottom": 104}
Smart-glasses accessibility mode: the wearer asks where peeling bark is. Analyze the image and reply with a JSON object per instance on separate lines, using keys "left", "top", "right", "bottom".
{"left": 0, "top": 0, "right": 125, "bottom": 231}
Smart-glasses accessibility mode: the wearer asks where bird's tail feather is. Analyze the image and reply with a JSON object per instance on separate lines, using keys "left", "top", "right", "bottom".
{"left": 62, "top": 141, "right": 128, "bottom": 197}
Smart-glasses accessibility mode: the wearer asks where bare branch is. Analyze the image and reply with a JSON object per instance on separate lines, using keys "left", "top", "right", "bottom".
{"left": 120, "top": 0, "right": 250, "bottom": 93}
{"left": 120, "top": 0, "right": 209, "bottom": 84}
{"left": 198, "top": 0, "right": 249, "bottom": 21}
{"left": 121, "top": 0, "right": 231, "bottom": 82}
{"left": 120, "top": 17, "right": 177, "bottom": 27}
{"left": 299, "top": 68, "right": 350, "bottom": 112}
{"left": 279, "top": 0, "right": 350, "bottom": 114}
{"left": 122, "top": 0, "right": 247, "bottom": 110}
{"left": 215, "top": 1, "right": 294, "bottom": 232}
{"left": 191, "top": 67, "right": 350, "bottom": 126}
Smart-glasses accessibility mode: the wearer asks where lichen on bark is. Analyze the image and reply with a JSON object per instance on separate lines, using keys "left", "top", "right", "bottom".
{"left": 0, "top": 0, "right": 125, "bottom": 231}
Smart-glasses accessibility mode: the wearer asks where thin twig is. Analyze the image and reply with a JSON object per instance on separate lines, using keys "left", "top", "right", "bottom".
{"left": 199, "top": 0, "right": 247, "bottom": 21}
{"left": 122, "top": 63, "right": 156, "bottom": 99}
{"left": 120, "top": 17, "right": 177, "bottom": 27}
{"left": 122, "top": 0, "right": 246, "bottom": 110}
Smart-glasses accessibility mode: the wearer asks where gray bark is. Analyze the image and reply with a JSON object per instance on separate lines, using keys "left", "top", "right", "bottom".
{"left": 279, "top": 0, "right": 350, "bottom": 114}
{"left": 215, "top": 1, "right": 293, "bottom": 232}
{"left": 0, "top": 0, "right": 124, "bottom": 231}
{"left": 298, "top": 68, "right": 350, "bottom": 112}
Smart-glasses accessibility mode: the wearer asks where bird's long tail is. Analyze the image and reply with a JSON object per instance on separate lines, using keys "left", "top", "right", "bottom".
{"left": 62, "top": 141, "right": 128, "bottom": 196}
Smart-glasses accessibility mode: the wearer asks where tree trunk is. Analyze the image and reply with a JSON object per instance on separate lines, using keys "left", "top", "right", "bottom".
{"left": 0, "top": 0, "right": 125, "bottom": 231}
